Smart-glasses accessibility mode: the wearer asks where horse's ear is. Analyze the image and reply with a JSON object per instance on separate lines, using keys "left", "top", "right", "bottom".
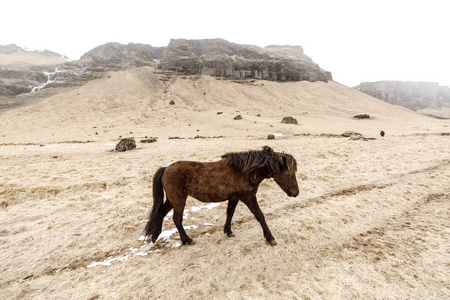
{"left": 262, "top": 146, "right": 274, "bottom": 154}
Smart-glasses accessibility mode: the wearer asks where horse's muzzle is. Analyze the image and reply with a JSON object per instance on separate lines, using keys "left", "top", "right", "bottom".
{"left": 287, "top": 190, "right": 299, "bottom": 197}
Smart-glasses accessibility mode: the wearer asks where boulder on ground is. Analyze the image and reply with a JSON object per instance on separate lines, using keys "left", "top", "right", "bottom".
{"left": 234, "top": 115, "right": 242, "bottom": 120}
{"left": 353, "top": 114, "right": 370, "bottom": 119}
{"left": 116, "top": 138, "right": 136, "bottom": 151}
{"left": 281, "top": 116, "right": 298, "bottom": 124}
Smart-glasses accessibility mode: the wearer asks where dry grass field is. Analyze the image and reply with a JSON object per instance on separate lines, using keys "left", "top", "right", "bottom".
{"left": 1, "top": 67, "right": 449, "bottom": 299}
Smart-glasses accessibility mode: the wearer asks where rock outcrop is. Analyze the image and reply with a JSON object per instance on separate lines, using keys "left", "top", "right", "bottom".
{"left": 80, "top": 42, "right": 155, "bottom": 69}
{"left": 1, "top": 39, "right": 332, "bottom": 101}
{"left": 356, "top": 81, "right": 450, "bottom": 111}
{"left": 160, "top": 39, "right": 332, "bottom": 82}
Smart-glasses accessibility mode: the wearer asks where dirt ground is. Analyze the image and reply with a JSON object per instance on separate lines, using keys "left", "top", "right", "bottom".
{"left": 1, "top": 69, "right": 449, "bottom": 299}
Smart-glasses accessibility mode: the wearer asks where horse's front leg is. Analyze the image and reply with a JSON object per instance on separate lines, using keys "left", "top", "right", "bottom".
{"left": 224, "top": 197, "right": 239, "bottom": 237}
{"left": 241, "top": 193, "right": 277, "bottom": 245}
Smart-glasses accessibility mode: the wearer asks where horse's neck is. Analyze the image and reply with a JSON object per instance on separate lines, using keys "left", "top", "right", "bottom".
{"left": 251, "top": 169, "right": 273, "bottom": 185}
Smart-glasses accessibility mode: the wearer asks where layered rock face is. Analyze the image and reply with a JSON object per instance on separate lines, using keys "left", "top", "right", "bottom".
{"left": 1, "top": 39, "right": 332, "bottom": 100}
{"left": 356, "top": 81, "right": 450, "bottom": 110}
{"left": 160, "top": 39, "right": 332, "bottom": 82}
{"left": 80, "top": 42, "right": 155, "bottom": 69}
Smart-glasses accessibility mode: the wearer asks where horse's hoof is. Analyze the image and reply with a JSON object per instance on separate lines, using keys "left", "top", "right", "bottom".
{"left": 227, "top": 233, "right": 235, "bottom": 237}
{"left": 269, "top": 240, "right": 277, "bottom": 246}
{"left": 188, "top": 240, "right": 196, "bottom": 245}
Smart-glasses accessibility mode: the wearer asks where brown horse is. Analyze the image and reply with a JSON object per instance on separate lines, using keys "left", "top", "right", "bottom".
{"left": 144, "top": 146, "right": 299, "bottom": 246}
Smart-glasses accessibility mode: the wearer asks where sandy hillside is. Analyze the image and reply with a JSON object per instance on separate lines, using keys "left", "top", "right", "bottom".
{"left": 0, "top": 68, "right": 449, "bottom": 299}
{"left": 0, "top": 49, "right": 67, "bottom": 69}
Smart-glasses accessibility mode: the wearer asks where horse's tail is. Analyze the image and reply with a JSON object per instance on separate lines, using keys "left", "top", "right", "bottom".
{"left": 144, "top": 167, "right": 166, "bottom": 241}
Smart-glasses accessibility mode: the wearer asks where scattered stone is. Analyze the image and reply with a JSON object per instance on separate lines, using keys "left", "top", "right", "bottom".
{"left": 256, "top": 114, "right": 261, "bottom": 117}
{"left": 281, "top": 116, "right": 298, "bottom": 124}
{"left": 267, "top": 134, "right": 275, "bottom": 140}
{"left": 319, "top": 133, "right": 341, "bottom": 137}
{"left": 341, "top": 131, "right": 363, "bottom": 138}
{"left": 341, "top": 131, "right": 376, "bottom": 141}
{"left": 169, "top": 99, "right": 175, "bottom": 105}
{"left": 140, "top": 138, "right": 157, "bottom": 143}
{"left": 115, "top": 138, "right": 136, "bottom": 151}
{"left": 350, "top": 136, "right": 368, "bottom": 141}
{"left": 353, "top": 114, "right": 370, "bottom": 119}
{"left": 217, "top": 112, "right": 223, "bottom": 115}
{"left": 234, "top": 115, "right": 242, "bottom": 120}
{"left": 380, "top": 130, "right": 385, "bottom": 137}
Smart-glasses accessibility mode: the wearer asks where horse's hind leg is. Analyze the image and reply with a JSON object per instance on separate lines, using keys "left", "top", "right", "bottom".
{"left": 172, "top": 198, "right": 195, "bottom": 245}
{"left": 224, "top": 198, "right": 239, "bottom": 237}
{"left": 151, "top": 200, "right": 173, "bottom": 243}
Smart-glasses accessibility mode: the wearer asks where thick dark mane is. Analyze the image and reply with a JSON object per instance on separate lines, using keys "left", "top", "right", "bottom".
{"left": 221, "top": 146, "right": 297, "bottom": 178}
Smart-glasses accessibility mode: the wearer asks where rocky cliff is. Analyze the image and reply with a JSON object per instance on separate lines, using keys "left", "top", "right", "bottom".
{"left": 160, "top": 39, "right": 332, "bottom": 82}
{"left": 356, "top": 81, "right": 450, "bottom": 111}
{"left": 79, "top": 42, "right": 155, "bottom": 69}
{"left": 1, "top": 39, "right": 332, "bottom": 100}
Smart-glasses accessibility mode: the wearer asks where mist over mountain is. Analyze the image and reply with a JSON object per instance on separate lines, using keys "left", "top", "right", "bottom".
{"left": 356, "top": 81, "right": 450, "bottom": 118}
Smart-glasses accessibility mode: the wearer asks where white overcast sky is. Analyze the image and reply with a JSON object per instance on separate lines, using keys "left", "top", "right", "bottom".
{"left": 1, "top": 0, "right": 449, "bottom": 87}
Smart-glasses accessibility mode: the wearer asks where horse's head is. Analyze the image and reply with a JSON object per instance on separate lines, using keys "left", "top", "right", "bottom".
{"left": 264, "top": 146, "right": 299, "bottom": 197}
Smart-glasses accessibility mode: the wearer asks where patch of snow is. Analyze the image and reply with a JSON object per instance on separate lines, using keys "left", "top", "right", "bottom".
{"left": 88, "top": 203, "right": 223, "bottom": 268}
{"left": 190, "top": 203, "right": 221, "bottom": 212}
{"left": 88, "top": 225, "right": 198, "bottom": 268}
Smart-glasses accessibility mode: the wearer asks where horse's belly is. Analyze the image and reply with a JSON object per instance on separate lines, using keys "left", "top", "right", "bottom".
{"left": 188, "top": 184, "right": 235, "bottom": 203}
{"left": 189, "top": 191, "right": 230, "bottom": 203}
